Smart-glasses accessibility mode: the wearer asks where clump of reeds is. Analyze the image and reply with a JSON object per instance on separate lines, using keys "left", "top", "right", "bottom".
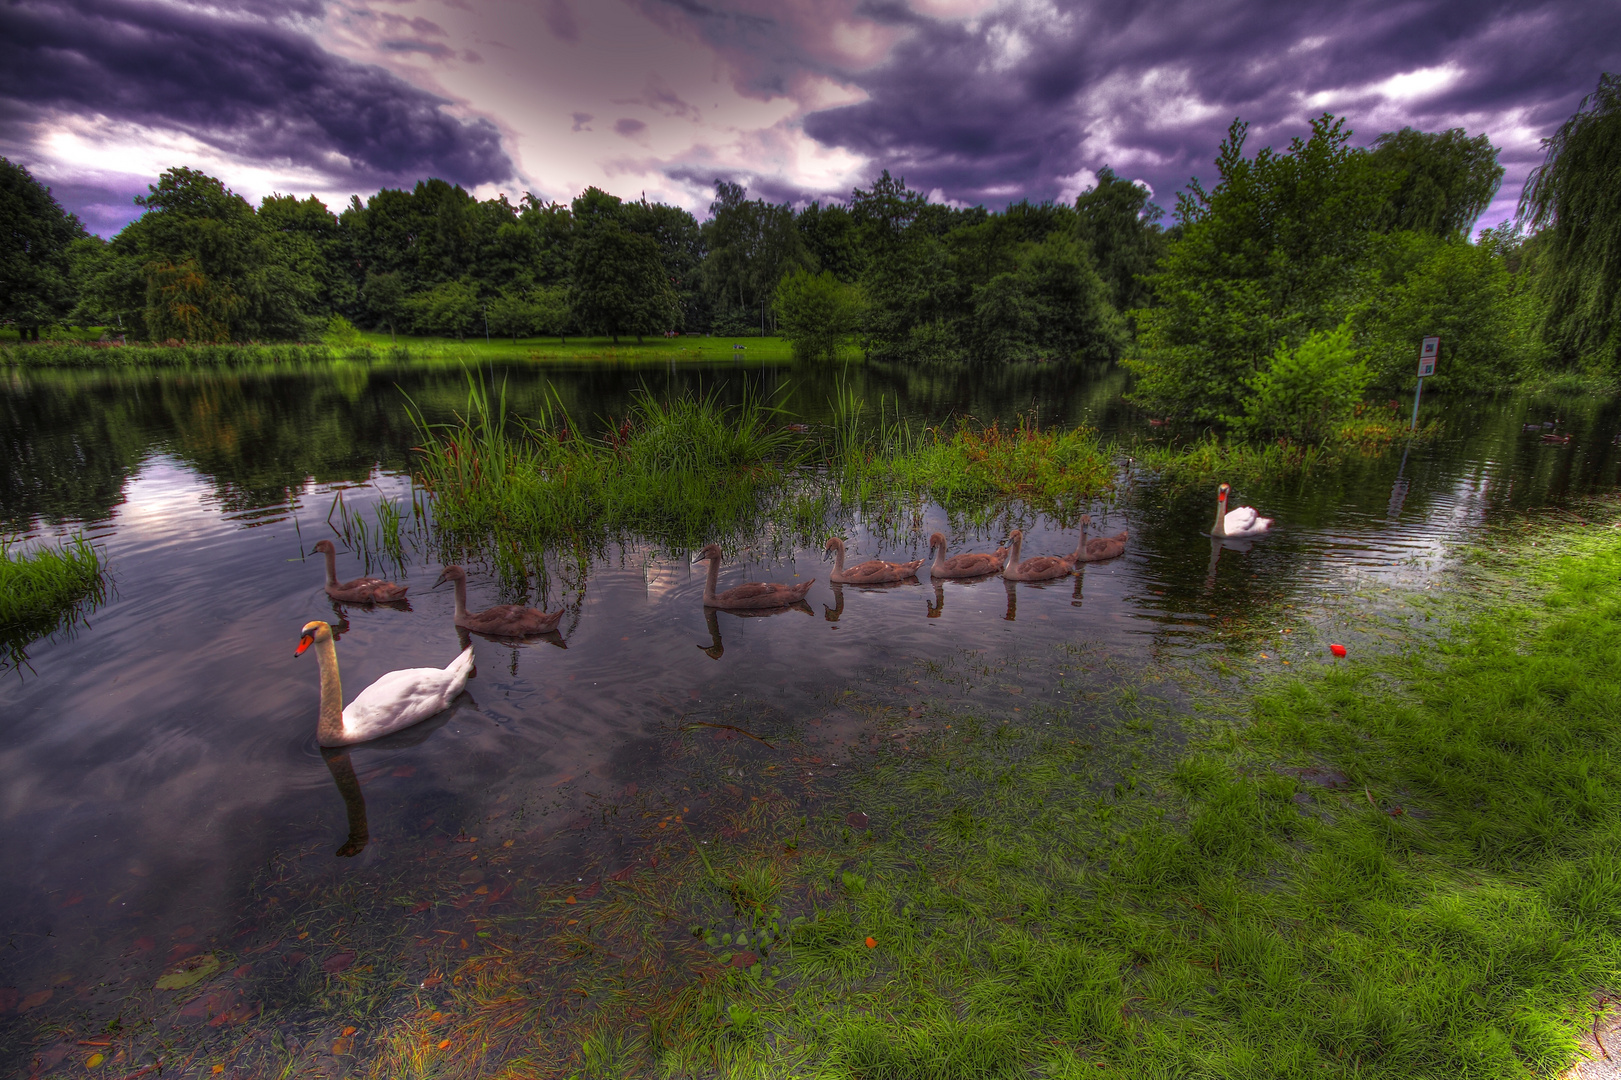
{"left": 408, "top": 374, "right": 799, "bottom": 550}
{"left": 1, "top": 534, "right": 106, "bottom": 664}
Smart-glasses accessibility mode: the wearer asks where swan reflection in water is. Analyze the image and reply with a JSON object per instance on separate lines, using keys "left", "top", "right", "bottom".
{"left": 823, "top": 580, "right": 921, "bottom": 623}
{"left": 455, "top": 624, "right": 567, "bottom": 677}
{"left": 1204, "top": 535, "right": 1258, "bottom": 592}
{"left": 317, "top": 709, "right": 457, "bottom": 858}
{"left": 697, "top": 601, "right": 813, "bottom": 660}
{"left": 321, "top": 748, "right": 370, "bottom": 857}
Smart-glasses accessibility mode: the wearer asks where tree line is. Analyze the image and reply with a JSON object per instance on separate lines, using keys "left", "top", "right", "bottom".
{"left": 2, "top": 73, "right": 1615, "bottom": 410}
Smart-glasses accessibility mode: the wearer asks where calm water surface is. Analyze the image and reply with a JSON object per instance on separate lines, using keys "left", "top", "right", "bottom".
{"left": 1, "top": 358, "right": 1618, "bottom": 1067}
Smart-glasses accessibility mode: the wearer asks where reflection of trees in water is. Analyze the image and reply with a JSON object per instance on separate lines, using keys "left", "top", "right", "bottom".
{"left": 6, "top": 363, "right": 1621, "bottom": 534}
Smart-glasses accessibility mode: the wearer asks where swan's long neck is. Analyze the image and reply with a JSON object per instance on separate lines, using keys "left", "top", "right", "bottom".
{"left": 313, "top": 635, "right": 346, "bottom": 744}
{"left": 702, "top": 557, "right": 719, "bottom": 605}
{"left": 930, "top": 538, "right": 948, "bottom": 574}
{"left": 1007, "top": 533, "right": 1023, "bottom": 568}
{"left": 1070, "top": 522, "right": 1087, "bottom": 562}
{"left": 1212, "top": 494, "right": 1228, "bottom": 536}
{"left": 830, "top": 540, "right": 846, "bottom": 574}
{"left": 321, "top": 547, "right": 339, "bottom": 587}
{"left": 452, "top": 575, "right": 469, "bottom": 619}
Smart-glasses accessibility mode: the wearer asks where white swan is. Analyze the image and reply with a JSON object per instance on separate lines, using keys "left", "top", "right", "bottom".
{"left": 1211, "top": 483, "right": 1273, "bottom": 537}
{"left": 296, "top": 620, "right": 474, "bottom": 747}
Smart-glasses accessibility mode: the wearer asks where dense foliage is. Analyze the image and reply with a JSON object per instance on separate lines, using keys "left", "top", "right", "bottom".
{"left": 0, "top": 159, "right": 86, "bottom": 339}
{"left": 1519, "top": 72, "right": 1621, "bottom": 372}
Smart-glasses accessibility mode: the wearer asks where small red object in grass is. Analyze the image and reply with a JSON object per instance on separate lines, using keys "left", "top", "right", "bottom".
{"left": 1330, "top": 644, "right": 1347, "bottom": 658}
{"left": 864, "top": 937, "right": 876, "bottom": 948}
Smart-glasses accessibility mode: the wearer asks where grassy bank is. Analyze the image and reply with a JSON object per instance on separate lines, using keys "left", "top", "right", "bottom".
{"left": 1, "top": 535, "right": 106, "bottom": 664}
{"left": 515, "top": 515, "right": 1621, "bottom": 1077}
{"left": 0, "top": 333, "right": 793, "bottom": 367}
{"left": 0, "top": 341, "right": 395, "bottom": 367}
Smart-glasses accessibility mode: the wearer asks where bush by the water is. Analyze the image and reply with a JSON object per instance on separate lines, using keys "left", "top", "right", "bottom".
{"left": 1229, "top": 321, "right": 1373, "bottom": 443}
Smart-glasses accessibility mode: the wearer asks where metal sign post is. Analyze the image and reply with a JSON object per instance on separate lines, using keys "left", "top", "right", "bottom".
{"left": 1411, "top": 336, "right": 1439, "bottom": 431}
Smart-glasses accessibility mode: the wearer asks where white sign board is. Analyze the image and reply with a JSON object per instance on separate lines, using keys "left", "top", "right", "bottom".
{"left": 1418, "top": 336, "right": 1439, "bottom": 378}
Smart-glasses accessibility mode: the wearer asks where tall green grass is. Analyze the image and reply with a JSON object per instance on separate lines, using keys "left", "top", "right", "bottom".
{"left": 408, "top": 374, "right": 1121, "bottom": 549}
{"left": 1, "top": 534, "right": 106, "bottom": 665}
{"left": 407, "top": 375, "right": 802, "bottom": 550}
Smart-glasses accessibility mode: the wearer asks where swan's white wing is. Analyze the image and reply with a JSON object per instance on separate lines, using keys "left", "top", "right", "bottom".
{"left": 1224, "top": 506, "right": 1272, "bottom": 535}
{"left": 1224, "top": 506, "right": 1256, "bottom": 532}
{"left": 343, "top": 665, "right": 463, "bottom": 742}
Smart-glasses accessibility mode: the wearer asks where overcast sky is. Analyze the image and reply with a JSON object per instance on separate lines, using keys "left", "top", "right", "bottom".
{"left": 2, "top": 0, "right": 1615, "bottom": 236}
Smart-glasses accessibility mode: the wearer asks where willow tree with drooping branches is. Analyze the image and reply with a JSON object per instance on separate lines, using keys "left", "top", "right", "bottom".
{"left": 1519, "top": 72, "right": 1621, "bottom": 371}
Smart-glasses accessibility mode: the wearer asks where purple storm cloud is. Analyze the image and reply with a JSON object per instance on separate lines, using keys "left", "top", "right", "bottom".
{"left": 1, "top": 0, "right": 1616, "bottom": 233}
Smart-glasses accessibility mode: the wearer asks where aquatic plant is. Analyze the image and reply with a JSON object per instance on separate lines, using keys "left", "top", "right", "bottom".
{"left": 0, "top": 533, "right": 106, "bottom": 665}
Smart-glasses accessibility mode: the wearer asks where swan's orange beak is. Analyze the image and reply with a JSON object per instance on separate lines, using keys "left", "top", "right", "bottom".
{"left": 295, "top": 633, "right": 315, "bottom": 657}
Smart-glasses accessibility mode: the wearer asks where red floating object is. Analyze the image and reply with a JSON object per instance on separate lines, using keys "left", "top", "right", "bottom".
{"left": 865, "top": 937, "right": 877, "bottom": 948}
{"left": 1330, "top": 644, "right": 1347, "bottom": 658}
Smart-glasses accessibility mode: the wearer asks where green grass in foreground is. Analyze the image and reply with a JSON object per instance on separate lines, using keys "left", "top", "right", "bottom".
{"left": 677, "top": 527, "right": 1620, "bottom": 1078}
{"left": 0, "top": 535, "right": 105, "bottom": 662}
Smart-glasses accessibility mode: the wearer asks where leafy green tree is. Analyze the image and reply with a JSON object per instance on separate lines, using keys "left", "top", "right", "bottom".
{"left": 362, "top": 270, "right": 406, "bottom": 339}
{"left": 963, "top": 233, "right": 1123, "bottom": 363}
{"left": 700, "top": 181, "right": 811, "bottom": 334}
{"left": 0, "top": 158, "right": 86, "bottom": 339}
{"left": 405, "top": 279, "right": 480, "bottom": 339}
{"left": 774, "top": 269, "right": 865, "bottom": 360}
{"left": 1229, "top": 320, "right": 1372, "bottom": 443}
{"left": 487, "top": 286, "right": 570, "bottom": 342}
{"left": 1354, "top": 230, "right": 1538, "bottom": 391}
{"left": 1368, "top": 128, "right": 1503, "bottom": 238}
{"left": 796, "top": 202, "right": 860, "bottom": 282}
{"left": 517, "top": 196, "right": 574, "bottom": 285}
{"left": 624, "top": 199, "right": 703, "bottom": 331}
{"left": 1072, "top": 167, "right": 1167, "bottom": 314}
{"left": 531, "top": 284, "right": 572, "bottom": 341}
{"left": 1519, "top": 72, "right": 1621, "bottom": 371}
{"left": 1131, "top": 115, "right": 1390, "bottom": 423}
{"left": 569, "top": 189, "right": 676, "bottom": 341}
{"left": 849, "top": 171, "right": 955, "bottom": 360}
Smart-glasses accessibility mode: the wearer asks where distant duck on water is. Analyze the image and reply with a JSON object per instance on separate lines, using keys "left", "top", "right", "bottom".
{"left": 824, "top": 536, "right": 923, "bottom": 584}
{"left": 434, "top": 565, "right": 564, "bottom": 637}
{"left": 695, "top": 544, "right": 815, "bottom": 610}
{"left": 311, "top": 539, "right": 407, "bottom": 603}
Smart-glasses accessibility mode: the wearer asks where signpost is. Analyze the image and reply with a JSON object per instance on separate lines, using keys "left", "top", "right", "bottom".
{"left": 1411, "top": 336, "right": 1439, "bottom": 431}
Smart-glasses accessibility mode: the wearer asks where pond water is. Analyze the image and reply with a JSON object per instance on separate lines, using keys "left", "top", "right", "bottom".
{"left": 1, "top": 358, "right": 1618, "bottom": 1071}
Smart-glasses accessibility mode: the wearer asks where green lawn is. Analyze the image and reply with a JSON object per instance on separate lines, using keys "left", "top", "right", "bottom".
{"left": 1, "top": 326, "right": 797, "bottom": 365}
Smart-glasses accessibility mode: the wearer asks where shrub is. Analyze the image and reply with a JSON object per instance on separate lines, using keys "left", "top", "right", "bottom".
{"left": 774, "top": 269, "right": 864, "bottom": 361}
{"left": 1230, "top": 320, "right": 1372, "bottom": 444}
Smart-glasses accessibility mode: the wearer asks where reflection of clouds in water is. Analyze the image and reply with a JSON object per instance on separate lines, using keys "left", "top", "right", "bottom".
{"left": 2, "top": 404, "right": 1615, "bottom": 1012}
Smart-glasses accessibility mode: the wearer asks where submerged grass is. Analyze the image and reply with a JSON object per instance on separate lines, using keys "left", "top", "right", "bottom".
{"left": 0, "top": 534, "right": 105, "bottom": 665}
